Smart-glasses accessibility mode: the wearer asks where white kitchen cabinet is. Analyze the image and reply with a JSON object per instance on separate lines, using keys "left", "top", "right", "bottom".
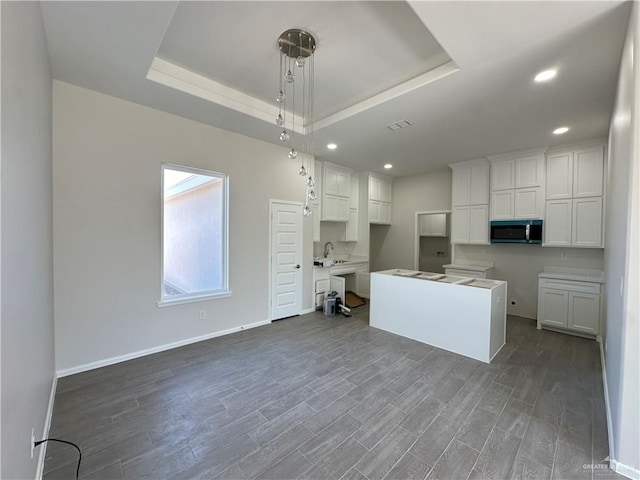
{"left": 546, "top": 151, "right": 574, "bottom": 199}
{"left": 544, "top": 143, "right": 605, "bottom": 248}
{"left": 515, "top": 153, "right": 544, "bottom": 188}
{"left": 546, "top": 145, "right": 604, "bottom": 199}
{"left": 491, "top": 159, "right": 515, "bottom": 191}
{"left": 572, "top": 197, "right": 603, "bottom": 247}
{"left": 469, "top": 205, "right": 490, "bottom": 244}
{"left": 451, "top": 206, "right": 470, "bottom": 244}
{"left": 344, "top": 208, "right": 359, "bottom": 242}
{"left": 573, "top": 146, "right": 604, "bottom": 198}
{"left": 450, "top": 159, "right": 490, "bottom": 244}
{"left": 546, "top": 197, "right": 603, "bottom": 248}
{"left": 330, "top": 275, "right": 346, "bottom": 304}
{"left": 313, "top": 267, "right": 331, "bottom": 308}
{"left": 537, "top": 276, "right": 601, "bottom": 336}
{"left": 323, "top": 195, "right": 349, "bottom": 222}
{"left": 490, "top": 191, "right": 514, "bottom": 219}
{"left": 368, "top": 173, "right": 392, "bottom": 224}
{"left": 322, "top": 162, "right": 352, "bottom": 222}
{"left": 356, "top": 263, "right": 370, "bottom": 298}
{"left": 453, "top": 162, "right": 489, "bottom": 206}
{"left": 489, "top": 151, "right": 544, "bottom": 220}
{"left": 312, "top": 201, "right": 320, "bottom": 243}
{"left": 419, "top": 213, "right": 447, "bottom": 237}
{"left": 544, "top": 200, "right": 572, "bottom": 246}
{"left": 451, "top": 205, "right": 488, "bottom": 244}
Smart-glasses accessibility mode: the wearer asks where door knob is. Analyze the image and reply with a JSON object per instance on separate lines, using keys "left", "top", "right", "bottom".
{"left": 295, "top": 264, "right": 301, "bottom": 269}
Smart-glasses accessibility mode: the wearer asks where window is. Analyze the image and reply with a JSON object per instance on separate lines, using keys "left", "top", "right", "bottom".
{"left": 160, "top": 164, "right": 229, "bottom": 305}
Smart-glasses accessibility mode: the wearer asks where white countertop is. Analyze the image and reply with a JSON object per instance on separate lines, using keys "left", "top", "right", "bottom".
{"left": 539, "top": 267, "right": 605, "bottom": 283}
{"left": 443, "top": 263, "right": 495, "bottom": 272}
{"left": 376, "top": 269, "right": 506, "bottom": 290}
{"left": 313, "top": 255, "right": 368, "bottom": 268}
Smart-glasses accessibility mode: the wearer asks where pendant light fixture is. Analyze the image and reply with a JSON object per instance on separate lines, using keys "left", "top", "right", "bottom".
{"left": 276, "top": 29, "right": 317, "bottom": 216}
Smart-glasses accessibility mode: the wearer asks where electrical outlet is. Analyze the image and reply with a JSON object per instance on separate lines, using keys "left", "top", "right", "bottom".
{"left": 30, "top": 428, "right": 35, "bottom": 459}
{"left": 560, "top": 252, "right": 568, "bottom": 260}
{"left": 510, "top": 300, "right": 517, "bottom": 306}
{"left": 199, "top": 310, "right": 206, "bottom": 320}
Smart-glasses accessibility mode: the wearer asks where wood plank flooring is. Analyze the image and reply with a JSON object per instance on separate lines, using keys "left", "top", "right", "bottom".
{"left": 43, "top": 307, "right": 622, "bottom": 480}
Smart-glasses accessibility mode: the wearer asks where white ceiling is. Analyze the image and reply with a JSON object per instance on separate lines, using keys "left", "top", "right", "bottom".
{"left": 40, "top": 1, "right": 631, "bottom": 177}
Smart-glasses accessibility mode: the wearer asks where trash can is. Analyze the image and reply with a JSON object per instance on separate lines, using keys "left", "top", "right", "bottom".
{"left": 324, "top": 291, "right": 337, "bottom": 316}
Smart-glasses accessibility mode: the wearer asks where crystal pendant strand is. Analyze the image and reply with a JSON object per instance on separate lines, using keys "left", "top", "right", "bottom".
{"left": 277, "top": 29, "right": 316, "bottom": 215}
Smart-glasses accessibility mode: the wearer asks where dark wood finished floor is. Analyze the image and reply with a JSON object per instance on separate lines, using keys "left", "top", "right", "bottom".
{"left": 43, "top": 306, "right": 623, "bottom": 480}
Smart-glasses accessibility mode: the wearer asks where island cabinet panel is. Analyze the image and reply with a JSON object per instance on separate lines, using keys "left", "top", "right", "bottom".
{"left": 370, "top": 270, "right": 507, "bottom": 363}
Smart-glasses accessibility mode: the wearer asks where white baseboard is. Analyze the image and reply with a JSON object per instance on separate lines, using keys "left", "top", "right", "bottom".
{"left": 612, "top": 460, "right": 640, "bottom": 480}
{"left": 56, "top": 319, "right": 271, "bottom": 377}
{"left": 600, "top": 341, "right": 616, "bottom": 467}
{"left": 598, "top": 341, "right": 639, "bottom": 480}
{"left": 35, "top": 375, "right": 57, "bottom": 480}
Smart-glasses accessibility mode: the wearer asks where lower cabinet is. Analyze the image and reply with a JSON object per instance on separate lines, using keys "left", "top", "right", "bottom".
{"left": 537, "top": 277, "right": 601, "bottom": 336}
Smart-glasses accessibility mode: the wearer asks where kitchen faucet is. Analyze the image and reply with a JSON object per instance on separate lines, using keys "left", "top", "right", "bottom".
{"left": 324, "top": 242, "right": 334, "bottom": 258}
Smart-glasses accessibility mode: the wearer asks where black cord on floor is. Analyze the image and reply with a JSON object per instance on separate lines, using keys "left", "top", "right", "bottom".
{"left": 34, "top": 438, "right": 82, "bottom": 480}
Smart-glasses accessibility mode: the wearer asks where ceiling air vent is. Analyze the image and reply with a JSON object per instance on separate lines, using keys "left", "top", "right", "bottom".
{"left": 386, "top": 120, "right": 413, "bottom": 131}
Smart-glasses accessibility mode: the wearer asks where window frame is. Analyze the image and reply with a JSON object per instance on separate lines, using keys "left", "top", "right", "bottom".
{"left": 158, "top": 163, "right": 230, "bottom": 307}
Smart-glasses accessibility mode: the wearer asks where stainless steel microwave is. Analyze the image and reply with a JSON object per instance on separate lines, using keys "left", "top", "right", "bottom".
{"left": 490, "top": 219, "right": 543, "bottom": 244}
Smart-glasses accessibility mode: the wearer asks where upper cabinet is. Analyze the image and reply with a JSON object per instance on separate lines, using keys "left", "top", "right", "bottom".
{"left": 489, "top": 150, "right": 545, "bottom": 220}
{"left": 343, "top": 174, "right": 360, "bottom": 241}
{"left": 419, "top": 213, "right": 447, "bottom": 237}
{"left": 322, "top": 162, "right": 352, "bottom": 222}
{"left": 450, "top": 159, "right": 490, "bottom": 245}
{"left": 544, "top": 144, "right": 605, "bottom": 248}
{"left": 369, "top": 173, "right": 392, "bottom": 225}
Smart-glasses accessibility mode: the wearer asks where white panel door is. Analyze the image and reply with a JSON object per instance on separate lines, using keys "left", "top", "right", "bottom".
{"left": 470, "top": 164, "right": 490, "bottom": 204}
{"left": 345, "top": 208, "right": 358, "bottom": 241}
{"left": 469, "top": 205, "right": 489, "bottom": 244}
{"left": 573, "top": 146, "right": 604, "bottom": 198}
{"left": 572, "top": 197, "right": 603, "bottom": 247}
{"left": 379, "top": 202, "right": 392, "bottom": 224}
{"left": 546, "top": 152, "right": 573, "bottom": 199}
{"left": 544, "top": 200, "right": 572, "bottom": 246}
{"left": 491, "top": 191, "right": 514, "bottom": 219}
{"left": 337, "top": 171, "right": 351, "bottom": 198}
{"left": 379, "top": 179, "right": 392, "bottom": 203}
{"left": 491, "top": 159, "right": 515, "bottom": 191}
{"left": 270, "top": 202, "right": 303, "bottom": 320}
{"left": 514, "top": 188, "right": 542, "bottom": 218}
{"left": 451, "top": 206, "right": 470, "bottom": 244}
{"left": 539, "top": 288, "right": 569, "bottom": 328}
{"left": 515, "top": 154, "right": 543, "bottom": 188}
{"left": 369, "top": 200, "right": 381, "bottom": 223}
{"left": 568, "top": 292, "right": 600, "bottom": 334}
{"left": 452, "top": 168, "right": 471, "bottom": 206}
{"left": 330, "top": 275, "right": 346, "bottom": 304}
{"left": 369, "top": 176, "right": 381, "bottom": 201}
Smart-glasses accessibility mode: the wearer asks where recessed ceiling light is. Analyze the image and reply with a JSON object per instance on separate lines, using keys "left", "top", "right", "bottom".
{"left": 384, "top": 164, "right": 393, "bottom": 169}
{"left": 327, "top": 143, "right": 337, "bottom": 150}
{"left": 553, "top": 126, "right": 569, "bottom": 135}
{"left": 535, "top": 69, "right": 557, "bottom": 82}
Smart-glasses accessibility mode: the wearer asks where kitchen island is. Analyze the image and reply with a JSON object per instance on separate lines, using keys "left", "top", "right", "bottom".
{"left": 370, "top": 269, "right": 507, "bottom": 363}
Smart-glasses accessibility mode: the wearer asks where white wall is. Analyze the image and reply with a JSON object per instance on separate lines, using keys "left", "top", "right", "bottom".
{"left": 53, "top": 81, "right": 314, "bottom": 372}
{"left": 372, "top": 169, "right": 452, "bottom": 271}
{"left": 1, "top": 2, "right": 55, "bottom": 479}
{"left": 603, "top": 1, "right": 640, "bottom": 476}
